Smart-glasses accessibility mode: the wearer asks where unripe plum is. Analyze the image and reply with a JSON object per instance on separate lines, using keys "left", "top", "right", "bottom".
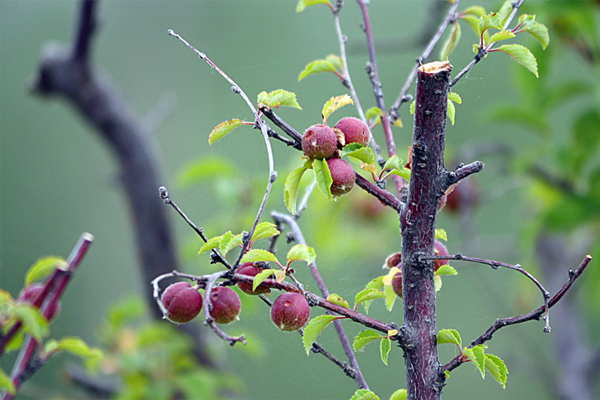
{"left": 271, "top": 292, "right": 310, "bottom": 332}
{"left": 161, "top": 282, "right": 203, "bottom": 324}
{"left": 18, "top": 283, "right": 60, "bottom": 321}
{"left": 334, "top": 117, "right": 370, "bottom": 147}
{"left": 302, "top": 124, "right": 337, "bottom": 160}
{"left": 237, "top": 263, "right": 271, "bottom": 295}
{"left": 209, "top": 287, "right": 241, "bottom": 324}
{"left": 434, "top": 240, "right": 449, "bottom": 271}
{"left": 327, "top": 158, "right": 355, "bottom": 197}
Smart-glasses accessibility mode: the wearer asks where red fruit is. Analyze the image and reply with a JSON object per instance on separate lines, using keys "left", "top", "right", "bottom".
{"left": 209, "top": 287, "right": 241, "bottom": 324}
{"left": 161, "top": 282, "right": 203, "bottom": 324}
{"left": 384, "top": 252, "right": 402, "bottom": 269}
{"left": 391, "top": 271, "right": 403, "bottom": 298}
{"left": 327, "top": 158, "right": 355, "bottom": 197}
{"left": 334, "top": 117, "right": 370, "bottom": 147}
{"left": 302, "top": 124, "right": 338, "bottom": 160}
{"left": 237, "top": 263, "right": 271, "bottom": 295}
{"left": 434, "top": 240, "right": 449, "bottom": 271}
{"left": 18, "top": 283, "right": 60, "bottom": 321}
{"left": 445, "top": 179, "right": 480, "bottom": 213}
{"left": 271, "top": 292, "right": 310, "bottom": 332}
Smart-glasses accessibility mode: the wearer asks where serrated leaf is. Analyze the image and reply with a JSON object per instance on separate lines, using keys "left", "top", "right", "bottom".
{"left": 366, "top": 276, "right": 385, "bottom": 290}
{"left": 437, "top": 329, "right": 462, "bottom": 347}
{"left": 303, "top": 315, "right": 338, "bottom": 354}
{"left": 472, "top": 344, "right": 487, "bottom": 378}
{"left": 219, "top": 231, "right": 234, "bottom": 255}
{"left": 496, "top": 0, "right": 512, "bottom": 25}
{"left": 353, "top": 330, "right": 382, "bottom": 351}
{"left": 383, "top": 155, "right": 403, "bottom": 171}
{"left": 0, "top": 368, "right": 16, "bottom": 396}
{"left": 222, "top": 233, "right": 243, "bottom": 256}
{"left": 198, "top": 236, "right": 222, "bottom": 255}
{"left": 435, "top": 264, "right": 458, "bottom": 276}
{"left": 440, "top": 21, "right": 461, "bottom": 60}
{"left": 354, "top": 288, "right": 386, "bottom": 309}
{"left": 296, "top": 0, "right": 331, "bottom": 12}
{"left": 25, "top": 256, "right": 66, "bottom": 286}
{"left": 257, "top": 89, "right": 302, "bottom": 110}
{"left": 435, "top": 229, "right": 448, "bottom": 241}
{"left": 299, "top": 60, "right": 337, "bottom": 81}
{"left": 380, "top": 337, "right": 391, "bottom": 365}
{"left": 390, "top": 389, "right": 407, "bottom": 400}
{"left": 322, "top": 95, "right": 353, "bottom": 124}
{"left": 485, "top": 353, "right": 508, "bottom": 388}
{"left": 44, "top": 336, "right": 104, "bottom": 362}
{"left": 350, "top": 389, "right": 380, "bottom": 400}
{"left": 13, "top": 304, "right": 49, "bottom": 342}
{"left": 495, "top": 44, "right": 538, "bottom": 77}
{"left": 327, "top": 293, "right": 350, "bottom": 309}
{"left": 524, "top": 22, "right": 550, "bottom": 50}
{"left": 342, "top": 146, "right": 375, "bottom": 165}
{"left": 284, "top": 163, "right": 310, "bottom": 214}
{"left": 488, "top": 29, "right": 515, "bottom": 44}
{"left": 365, "top": 107, "right": 383, "bottom": 120}
{"left": 240, "top": 249, "right": 278, "bottom": 264}
{"left": 462, "top": 347, "right": 477, "bottom": 367}
{"left": 252, "top": 269, "right": 277, "bottom": 291}
{"left": 361, "top": 163, "right": 378, "bottom": 174}
{"left": 447, "top": 92, "right": 462, "bottom": 104}
{"left": 209, "top": 119, "right": 245, "bottom": 145}
{"left": 384, "top": 284, "right": 397, "bottom": 311}
{"left": 251, "top": 222, "right": 281, "bottom": 243}
{"left": 314, "top": 158, "right": 334, "bottom": 199}
{"left": 326, "top": 54, "right": 344, "bottom": 70}
{"left": 447, "top": 100, "right": 456, "bottom": 125}
{"left": 287, "top": 244, "right": 316, "bottom": 265}
{"left": 434, "top": 275, "right": 443, "bottom": 292}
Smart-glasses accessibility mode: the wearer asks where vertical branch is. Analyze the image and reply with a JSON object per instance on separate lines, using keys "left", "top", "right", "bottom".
{"left": 401, "top": 61, "right": 452, "bottom": 400}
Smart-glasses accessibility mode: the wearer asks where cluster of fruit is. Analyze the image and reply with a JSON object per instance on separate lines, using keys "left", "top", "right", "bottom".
{"left": 302, "top": 117, "right": 370, "bottom": 197}
{"left": 160, "top": 263, "right": 310, "bottom": 331}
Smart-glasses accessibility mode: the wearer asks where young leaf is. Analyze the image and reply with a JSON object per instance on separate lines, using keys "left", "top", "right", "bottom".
{"left": 365, "top": 107, "right": 383, "bottom": 120}
{"left": 354, "top": 288, "right": 386, "bottom": 309}
{"left": 447, "top": 92, "right": 462, "bottom": 104}
{"left": 361, "top": 163, "right": 378, "bottom": 175}
{"left": 303, "top": 315, "right": 338, "bottom": 354}
{"left": 472, "top": 344, "right": 487, "bottom": 378}
{"left": 219, "top": 231, "right": 235, "bottom": 255}
{"left": 198, "top": 235, "right": 222, "bottom": 255}
{"left": 13, "top": 304, "right": 49, "bottom": 342}
{"left": 326, "top": 54, "right": 344, "bottom": 70}
{"left": 523, "top": 21, "right": 550, "bottom": 50}
{"left": 434, "top": 275, "right": 443, "bottom": 292}
{"left": 447, "top": 100, "right": 457, "bottom": 125}
{"left": 485, "top": 353, "right": 508, "bottom": 388}
{"left": 380, "top": 337, "right": 392, "bottom": 365}
{"left": 342, "top": 145, "right": 375, "bottom": 165}
{"left": 495, "top": 44, "right": 538, "bottom": 77}
{"left": 240, "top": 249, "right": 278, "bottom": 264}
{"left": 0, "top": 368, "right": 16, "bottom": 396}
{"left": 390, "top": 389, "right": 408, "bottom": 400}
{"left": 284, "top": 163, "right": 310, "bottom": 214}
{"left": 350, "top": 389, "right": 380, "bottom": 400}
{"left": 353, "top": 330, "right": 382, "bottom": 351}
{"left": 496, "top": 0, "right": 513, "bottom": 25}
{"left": 221, "top": 233, "right": 243, "bottom": 256}
{"left": 383, "top": 155, "right": 403, "bottom": 172}
{"left": 287, "top": 244, "right": 317, "bottom": 265}
{"left": 366, "top": 276, "right": 385, "bottom": 291}
{"left": 257, "top": 89, "right": 302, "bottom": 110}
{"left": 327, "top": 293, "right": 350, "bottom": 309}
{"left": 488, "top": 29, "right": 515, "bottom": 44}
{"left": 384, "top": 284, "right": 397, "bottom": 311}
{"left": 296, "top": 0, "right": 331, "bottom": 13}
{"left": 251, "top": 222, "right": 281, "bottom": 243}
{"left": 313, "top": 158, "right": 334, "bottom": 200}
{"left": 435, "top": 264, "right": 458, "bottom": 276}
{"left": 462, "top": 347, "right": 477, "bottom": 367}
{"left": 435, "top": 228, "right": 448, "bottom": 241}
{"left": 44, "top": 336, "right": 104, "bottom": 362}
{"left": 437, "top": 329, "right": 462, "bottom": 347}
{"left": 252, "top": 269, "right": 277, "bottom": 291}
{"left": 440, "top": 21, "right": 462, "bottom": 60}
{"left": 299, "top": 59, "right": 337, "bottom": 81}
{"left": 409, "top": 101, "right": 416, "bottom": 115}
{"left": 209, "top": 119, "right": 245, "bottom": 145}
{"left": 461, "top": 14, "right": 481, "bottom": 38}
{"left": 462, "top": 6, "right": 486, "bottom": 17}
{"left": 322, "top": 94, "right": 353, "bottom": 124}
{"left": 25, "top": 256, "right": 67, "bottom": 285}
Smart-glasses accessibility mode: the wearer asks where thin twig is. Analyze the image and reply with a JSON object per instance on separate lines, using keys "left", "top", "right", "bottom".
{"left": 203, "top": 272, "right": 247, "bottom": 346}
{"left": 259, "top": 106, "right": 303, "bottom": 144}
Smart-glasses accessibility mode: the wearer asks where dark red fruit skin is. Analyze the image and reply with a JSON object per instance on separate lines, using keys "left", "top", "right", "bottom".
{"left": 327, "top": 158, "right": 355, "bottom": 196}
{"left": 334, "top": 117, "right": 370, "bottom": 147}
{"left": 391, "top": 271, "right": 403, "bottom": 298}
{"left": 271, "top": 292, "right": 310, "bottom": 332}
{"left": 446, "top": 179, "right": 479, "bottom": 213}
{"left": 161, "top": 282, "right": 203, "bottom": 324}
{"left": 385, "top": 252, "right": 402, "bottom": 269}
{"left": 237, "top": 263, "right": 271, "bottom": 295}
{"left": 302, "top": 124, "right": 338, "bottom": 160}
{"left": 209, "top": 287, "right": 241, "bottom": 324}
{"left": 18, "top": 283, "right": 60, "bottom": 321}
{"left": 434, "top": 240, "right": 449, "bottom": 272}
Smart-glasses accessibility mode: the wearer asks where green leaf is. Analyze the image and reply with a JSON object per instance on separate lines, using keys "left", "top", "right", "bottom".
{"left": 354, "top": 288, "right": 386, "bottom": 309}
{"left": 13, "top": 304, "right": 49, "bottom": 342}
{"left": 257, "top": 89, "right": 302, "bottom": 110}
{"left": 496, "top": 0, "right": 513, "bottom": 25}
{"left": 353, "top": 330, "right": 382, "bottom": 351}
{"left": 251, "top": 222, "right": 281, "bottom": 243}
{"left": 322, "top": 95, "right": 353, "bottom": 124}
{"left": 25, "top": 256, "right": 66, "bottom": 285}
{"left": 365, "top": 107, "right": 383, "bottom": 120}
{"left": 0, "top": 368, "right": 16, "bottom": 396}
{"left": 488, "top": 29, "right": 515, "bottom": 44}
{"left": 219, "top": 231, "right": 235, "bottom": 255}
{"left": 296, "top": 0, "right": 330, "bottom": 13}
{"left": 447, "top": 99, "right": 456, "bottom": 125}
{"left": 198, "top": 236, "right": 222, "bottom": 255}
{"left": 461, "top": 14, "right": 481, "bottom": 38}
{"left": 303, "top": 315, "right": 338, "bottom": 354}
{"left": 485, "top": 353, "right": 508, "bottom": 388}
{"left": 327, "top": 293, "right": 350, "bottom": 309}
{"left": 472, "top": 344, "right": 487, "bottom": 378}
{"left": 447, "top": 92, "right": 462, "bottom": 104}
{"left": 44, "top": 336, "right": 104, "bottom": 363}
{"left": 313, "top": 158, "right": 334, "bottom": 199}
{"left": 435, "top": 264, "right": 458, "bottom": 276}
{"left": 434, "top": 275, "right": 443, "bottom": 292}
{"left": 435, "top": 229, "right": 448, "bottom": 241}
{"left": 351, "top": 389, "right": 380, "bottom": 400}
{"left": 284, "top": 163, "right": 310, "bottom": 214}
{"left": 389, "top": 389, "right": 407, "bottom": 400}
{"left": 341, "top": 144, "right": 375, "bottom": 165}
{"left": 366, "top": 276, "right": 385, "bottom": 291}
{"left": 240, "top": 249, "right": 278, "bottom": 264}
{"left": 440, "top": 21, "right": 461, "bottom": 60}
{"left": 409, "top": 101, "right": 415, "bottom": 115}
{"left": 287, "top": 244, "right": 317, "bottom": 265}
{"left": 380, "top": 337, "right": 391, "bottom": 365}
{"left": 437, "top": 329, "right": 462, "bottom": 347}
{"left": 383, "top": 155, "right": 403, "bottom": 171}
{"left": 384, "top": 284, "right": 397, "bottom": 311}
{"left": 495, "top": 44, "right": 538, "bottom": 77}
{"left": 209, "top": 119, "right": 245, "bottom": 145}
{"left": 462, "top": 347, "right": 477, "bottom": 367}
{"left": 252, "top": 269, "right": 277, "bottom": 291}
{"left": 462, "top": 6, "right": 485, "bottom": 17}
{"left": 523, "top": 21, "right": 550, "bottom": 50}
{"left": 326, "top": 54, "right": 344, "bottom": 71}
{"left": 221, "top": 233, "right": 243, "bottom": 256}
{"left": 299, "top": 60, "right": 337, "bottom": 81}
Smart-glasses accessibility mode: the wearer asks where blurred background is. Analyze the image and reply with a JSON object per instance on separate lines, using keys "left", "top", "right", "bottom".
{"left": 1, "top": 0, "right": 599, "bottom": 399}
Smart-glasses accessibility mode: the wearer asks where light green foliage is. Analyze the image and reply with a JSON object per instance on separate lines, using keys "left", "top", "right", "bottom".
{"left": 313, "top": 158, "right": 334, "bottom": 199}
{"left": 284, "top": 162, "right": 311, "bottom": 214}
{"left": 518, "top": 15, "right": 549, "bottom": 49}
{"left": 485, "top": 353, "right": 509, "bottom": 388}
{"left": 251, "top": 269, "right": 277, "bottom": 291}
{"left": 389, "top": 389, "right": 408, "bottom": 400}
{"left": 299, "top": 55, "right": 344, "bottom": 81}
{"left": 435, "top": 264, "right": 458, "bottom": 276}
{"left": 240, "top": 249, "right": 279, "bottom": 264}
{"left": 354, "top": 288, "right": 386, "bottom": 311}
{"left": 350, "top": 389, "right": 380, "bottom": 400}
{"left": 495, "top": 44, "right": 538, "bottom": 77}
{"left": 435, "top": 228, "right": 448, "bottom": 241}
{"left": 13, "top": 303, "right": 49, "bottom": 342}
{"left": 380, "top": 337, "right": 391, "bottom": 365}
{"left": 257, "top": 89, "right": 302, "bottom": 110}
{"left": 440, "top": 21, "right": 461, "bottom": 60}
{"left": 251, "top": 222, "right": 281, "bottom": 242}
{"left": 327, "top": 293, "right": 350, "bottom": 309}
{"left": 383, "top": 155, "right": 411, "bottom": 180}
{"left": 383, "top": 284, "right": 397, "bottom": 311}
{"left": 341, "top": 143, "right": 375, "bottom": 165}
{"left": 198, "top": 224, "right": 280, "bottom": 257}
{"left": 353, "top": 330, "right": 382, "bottom": 351}
{"left": 471, "top": 344, "right": 487, "bottom": 378}
{"left": 25, "top": 256, "right": 66, "bottom": 285}
{"left": 321, "top": 95, "right": 353, "bottom": 124}
{"left": 287, "top": 244, "right": 317, "bottom": 265}
{"left": 303, "top": 315, "right": 338, "bottom": 354}
{"left": 208, "top": 119, "right": 245, "bottom": 145}
{"left": 447, "top": 91, "right": 462, "bottom": 125}
{"left": 296, "top": 0, "right": 331, "bottom": 13}
{"left": 0, "top": 368, "right": 16, "bottom": 396}
{"left": 437, "top": 329, "right": 462, "bottom": 347}
{"left": 44, "top": 336, "right": 103, "bottom": 369}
